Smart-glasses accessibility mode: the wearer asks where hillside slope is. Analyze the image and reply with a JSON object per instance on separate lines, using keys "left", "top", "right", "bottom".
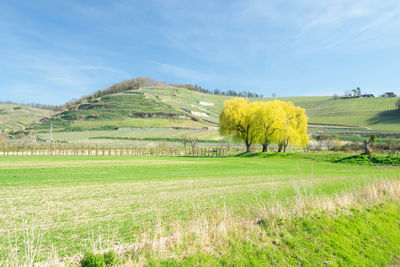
{"left": 274, "top": 96, "right": 400, "bottom": 132}
{"left": 0, "top": 104, "right": 53, "bottom": 132}
{"left": 34, "top": 86, "right": 400, "bottom": 133}
{"left": 33, "top": 87, "right": 231, "bottom": 132}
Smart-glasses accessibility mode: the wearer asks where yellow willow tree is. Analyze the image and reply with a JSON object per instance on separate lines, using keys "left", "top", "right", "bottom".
{"left": 254, "top": 100, "right": 285, "bottom": 152}
{"left": 276, "top": 102, "right": 308, "bottom": 152}
{"left": 219, "top": 98, "right": 259, "bottom": 152}
{"left": 294, "top": 106, "right": 309, "bottom": 149}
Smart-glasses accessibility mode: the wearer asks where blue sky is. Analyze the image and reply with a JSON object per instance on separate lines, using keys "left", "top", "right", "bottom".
{"left": 1, "top": 0, "right": 400, "bottom": 104}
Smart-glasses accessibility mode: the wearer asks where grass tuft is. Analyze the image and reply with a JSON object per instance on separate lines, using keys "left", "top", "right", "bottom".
{"left": 80, "top": 251, "right": 117, "bottom": 267}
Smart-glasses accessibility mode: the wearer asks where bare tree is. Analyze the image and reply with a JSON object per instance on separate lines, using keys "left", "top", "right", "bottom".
{"left": 363, "top": 135, "right": 376, "bottom": 155}
{"left": 189, "top": 137, "right": 199, "bottom": 152}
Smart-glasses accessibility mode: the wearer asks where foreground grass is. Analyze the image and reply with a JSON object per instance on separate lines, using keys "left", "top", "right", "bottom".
{"left": 0, "top": 155, "right": 399, "bottom": 264}
{"left": 144, "top": 197, "right": 400, "bottom": 266}
{"left": 65, "top": 179, "right": 400, "bottom": 266}
{"left": 239, "top": 152, "right": 400, "bottom": 166}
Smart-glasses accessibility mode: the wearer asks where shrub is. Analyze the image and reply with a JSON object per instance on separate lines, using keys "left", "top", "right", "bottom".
{"left": 342, "top": 143, "right": 363, "bottom": 153}
{"left": 59, "top": 126, "right": 84, "bottom": 132}
{"left": 60, "top": 111, "right": 78, "bottom": 120}
{"left": 86, "top": 114, "right": 98, "bottom": 120}
{"left": 89, "top": 125, "right": 118, "bottom": 131}
{"left": 370, "top": 154, "right": 400, "bottom": 166}
{"left": 335, "top": 155, "right": 375, "bottom": 166}
{"left": 80, "top": 251, "right": 117, "bottom": 267}
{"left": 331, "top": 139, "right": 342, "bottom": 152}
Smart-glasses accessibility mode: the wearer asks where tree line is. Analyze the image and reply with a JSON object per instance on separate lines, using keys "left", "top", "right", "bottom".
{"left": 169, "top": 83, "right": 263, "bottom": 98}
{"left": 0, "top": 101, "right": 59, "bottom": 110}
{"left": 219, "top": 98, "right": 308, "bottom": 152}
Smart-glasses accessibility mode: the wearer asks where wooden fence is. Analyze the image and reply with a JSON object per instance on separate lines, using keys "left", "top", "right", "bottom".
{"left": 0, "top": 142, "right": 245, "bottom": 157}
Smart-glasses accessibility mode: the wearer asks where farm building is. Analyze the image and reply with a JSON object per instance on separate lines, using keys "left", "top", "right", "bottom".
{"left": 199, "top": 101, "right": 214, "bottom": 106}
{"left": 381, "top": 92, "right": 398, "bottom": 97}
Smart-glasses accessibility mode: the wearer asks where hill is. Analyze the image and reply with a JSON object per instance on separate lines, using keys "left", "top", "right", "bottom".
{"left": 34, "top": 87, "right": 400, "bottom": 131}
{"left": 33, "top": 86, "right": 231, "bottom": 132}
{"left": 0, "top": 104, "right": 54, "bottom": 132}
{"left": 22, "top": 80, "right": 398, "bottom": 143}
{"left": 273, "top": 96, "right": 400, "bottom": 133}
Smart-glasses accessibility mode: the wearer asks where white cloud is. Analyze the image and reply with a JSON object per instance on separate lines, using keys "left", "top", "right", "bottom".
{"left": 152, "top": 61, "right": 213, "bottom": 82}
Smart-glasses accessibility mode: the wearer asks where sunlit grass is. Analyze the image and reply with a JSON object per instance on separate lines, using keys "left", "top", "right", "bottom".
{"left": 0, "top": 155, "right": 399, "bottom": 264}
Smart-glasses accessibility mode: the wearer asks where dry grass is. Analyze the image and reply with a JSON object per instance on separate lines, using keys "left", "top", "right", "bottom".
{"left": 31, "top": 178, "right": 400, "bottom": 266}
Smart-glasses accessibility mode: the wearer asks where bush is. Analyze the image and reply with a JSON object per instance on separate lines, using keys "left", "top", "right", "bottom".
{"left": 89, "top": 125, "right": 118, "bottom": 131}
{"left": 335, "top": 154, "right": 400, "bottom": 166}
{"left": 341, "top": 143, "right": 363, "bottom": 153}
{"left": 86, "top": 114, "right": 98, "bottom": 120}
{"left": 335, "top": 154, "right": 375, "bottom": 165}
{"left": 370, "top": 154, "right": 400, "bottom": 166}
{"left": 331, "top": 139, "right": 342, "bottom": 152}
{"left": 80, "top": 251, "right": 117, "bottom": 267}
{"left": 59, "top": 126, "right": 84, "bottom": 132}
{"left": 60, "top": 111, "right": 78, "bottom": 120}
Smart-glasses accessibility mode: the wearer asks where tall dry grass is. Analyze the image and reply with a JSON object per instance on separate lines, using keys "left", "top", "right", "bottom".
{"left": 28, "top": 178, "right": 400, "bottom": 266}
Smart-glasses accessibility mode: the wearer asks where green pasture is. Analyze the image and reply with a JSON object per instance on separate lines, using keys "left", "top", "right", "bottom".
{"left": 0, "top": 154, "right": 399, "bottom": 262}
{"left": 70, "top": 117, "right": 207, "bottom": 128}
{"left": 293, "top": 97, "right": 399, "bottom": 131}
{"left": 37, "top": 128, "right": 221, "bottom": 143}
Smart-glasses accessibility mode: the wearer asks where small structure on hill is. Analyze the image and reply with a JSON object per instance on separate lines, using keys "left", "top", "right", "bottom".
{"left": 381, "top": 92, "right": 398, "bottom": 98}
{"left": 199, "top": 101, "right": 214, "bottom": 106}
{"left": 361, "top": 94, "right": 374, "bottom": 98}
{"left": 191, "top": 111, "right": 209, "bottom": 117}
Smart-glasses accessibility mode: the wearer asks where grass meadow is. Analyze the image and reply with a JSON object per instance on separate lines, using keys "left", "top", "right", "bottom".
{"left": 0, "top": 155, "right": 399, "bottom": 265}
{"left": 37, "top": 128, "right": 221, "bottom": 143}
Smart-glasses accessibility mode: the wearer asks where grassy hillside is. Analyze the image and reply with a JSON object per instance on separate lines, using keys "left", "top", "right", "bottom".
{"left": 0, "top": 104, "right": 53, "bottom": 132}
{"left": 33, "top": 87, "right": 229, "bottom": 132}
{"left": 29, "top": 85, "right": 400, "bottom": 144}
{"left": 275, "top": 96, "right": 400, "bottom": 132}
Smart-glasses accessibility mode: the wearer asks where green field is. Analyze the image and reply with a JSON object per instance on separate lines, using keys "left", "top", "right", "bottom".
{"left": 1, "top": 154, "right": 399, "bottom": 265}
{"left": 37, "top": 128, "right": 222, "bottom": 143}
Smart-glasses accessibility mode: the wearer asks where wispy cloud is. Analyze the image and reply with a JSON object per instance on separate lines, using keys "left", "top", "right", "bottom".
{"left": 278, "top": 0, "right": 400, "bottom": 53}
{"left": 152, "top": 61, "right": 213, "bottom": 82}
{"left": 1, "top": 50, "right": 129, "bottom": 104}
